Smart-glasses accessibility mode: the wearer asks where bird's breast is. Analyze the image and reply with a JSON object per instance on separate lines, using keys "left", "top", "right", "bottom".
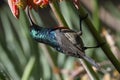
{"left": 30, "top": 28, "right": 63, "bottom": 52}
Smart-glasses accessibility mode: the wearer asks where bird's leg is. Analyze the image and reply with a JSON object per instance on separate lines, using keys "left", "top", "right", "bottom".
{"left": 77, "top": 14, "right": 88, "bottom": 35}
{"left": 83, "top": 42, "right": 105, "bottom": 50}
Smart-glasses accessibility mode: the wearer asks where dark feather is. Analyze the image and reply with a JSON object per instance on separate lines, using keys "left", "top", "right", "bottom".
{"left": 55, "top": 29, "right": 100, "bottom": 69}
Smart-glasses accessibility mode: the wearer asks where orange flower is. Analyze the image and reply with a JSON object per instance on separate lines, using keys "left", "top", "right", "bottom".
{"left": 33, "top": 0, "right": 49, "bottom": 7}
{"left": 8, "top": 0, "right": 49, "bottom": 19}
{"left": 8, "top": 0, "right": 20, "bottom": 18}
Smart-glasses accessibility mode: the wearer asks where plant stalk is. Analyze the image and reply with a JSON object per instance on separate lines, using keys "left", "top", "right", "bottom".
{"left": 49, "top": 1, "right": 68, "bottom": 27}
{"left": 78, "top": 4, "right": 120, "bottom": 73}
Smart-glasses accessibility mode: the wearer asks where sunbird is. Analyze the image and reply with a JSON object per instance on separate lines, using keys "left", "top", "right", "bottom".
{"left": 27, "top": 7, "right": 103, "bottom": 69}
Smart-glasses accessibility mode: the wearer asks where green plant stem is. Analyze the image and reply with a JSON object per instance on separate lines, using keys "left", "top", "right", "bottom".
{"left": 92, "top": 0, "right": 100, "bottom": 31}
{"left": 80, "top": 59, "right": 99, "bottom": 80}
{"left": 49, "top": 1, "right": 68, "bottom": 27}
{"left": 21, "top": 55, "right": 36, "bottom": 80}
{"left": 78, "top": 5, "right": 120, "bottom": 73}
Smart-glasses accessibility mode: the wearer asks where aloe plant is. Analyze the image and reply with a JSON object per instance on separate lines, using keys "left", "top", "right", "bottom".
{"left": 0, "top": 0, "right": 120, "bottom": 80}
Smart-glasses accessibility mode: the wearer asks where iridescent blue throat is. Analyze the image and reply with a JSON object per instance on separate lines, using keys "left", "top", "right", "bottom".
{"left": 30, "top": 26, "right": 62, "bottom": 52}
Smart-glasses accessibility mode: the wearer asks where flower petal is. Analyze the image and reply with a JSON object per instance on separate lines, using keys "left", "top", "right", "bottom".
{"left": 33, "top": 0, "right": 49, "bottom": 7}
{"left": 8, "top": 0, "right": 19, "bottom": 18}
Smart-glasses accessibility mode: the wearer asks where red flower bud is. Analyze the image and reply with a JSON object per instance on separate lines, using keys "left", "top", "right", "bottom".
{"left": 8, "top": 0, "right": 19, "bottom": 18}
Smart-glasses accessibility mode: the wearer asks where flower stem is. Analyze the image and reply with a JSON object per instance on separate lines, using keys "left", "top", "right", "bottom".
{"left": 21, "top": 55, "right": 36, "bottom": 80}
{"left": 80, "top": 59, "right": 99, "bottom": 80}
{"left": 49, "top": 1, "right": 68, "bottom": 27}
{"left": 78, "top": 4, "right": 120, "bottom": 73}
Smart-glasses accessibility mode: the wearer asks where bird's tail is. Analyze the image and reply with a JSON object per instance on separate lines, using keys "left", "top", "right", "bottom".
{"left": 82, "top": 55, "right": 100, "bottom": 69}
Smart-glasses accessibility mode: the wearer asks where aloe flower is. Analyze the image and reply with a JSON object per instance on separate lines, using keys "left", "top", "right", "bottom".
{"left": 8, "top": 0, "right": 20, "bottom": 18}
{"left": 34, "top": 0, "right": 49, "bottom": 7}
{"left": 8, "top": 0, "right": 49, "bottom": 18}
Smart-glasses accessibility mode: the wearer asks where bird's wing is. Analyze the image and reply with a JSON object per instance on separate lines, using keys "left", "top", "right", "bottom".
{"left": 55, "top": 29, "right": 85, "bottom": 57}
{"left": 58, "top": 29, "right": 84, "bottom": 51}
{"left": 55, "top": 29, "right": 100, "bottom": 69}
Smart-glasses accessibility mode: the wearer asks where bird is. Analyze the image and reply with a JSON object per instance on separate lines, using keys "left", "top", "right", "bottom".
{"left": 27, "top": 7, "right": 101, "bottom": 69}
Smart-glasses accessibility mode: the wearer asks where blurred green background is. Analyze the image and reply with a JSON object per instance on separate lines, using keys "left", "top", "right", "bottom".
{"left": 0, "top": 0, "right": 120, "bottom": 80}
